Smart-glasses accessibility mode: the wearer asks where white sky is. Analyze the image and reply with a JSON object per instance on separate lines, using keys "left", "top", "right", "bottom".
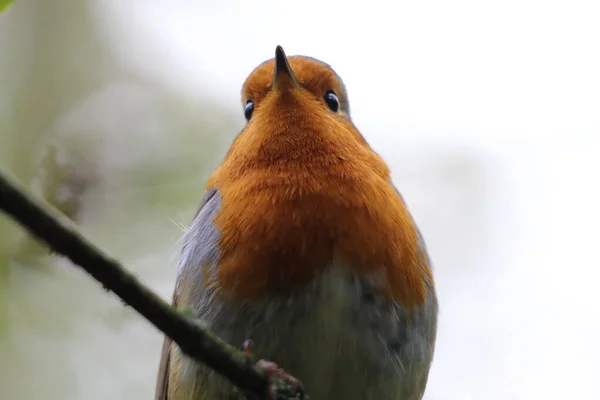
{"left": 93, "top": 1, "right": 600, "bottom": 399}
{"left": 97, "top": 0, "right": 599, "bottom": 144}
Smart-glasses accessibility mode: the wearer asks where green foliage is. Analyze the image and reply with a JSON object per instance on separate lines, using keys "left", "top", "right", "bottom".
{"left": 0, "top": 0, "right": 14, "bottom": 13}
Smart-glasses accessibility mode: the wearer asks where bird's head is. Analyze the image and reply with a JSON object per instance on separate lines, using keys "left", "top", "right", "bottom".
{"left": 229, "top": 46, "right": 373, "bottom": 165}
{"left": 242, "top": 45, "right": 351, "bottom": 119}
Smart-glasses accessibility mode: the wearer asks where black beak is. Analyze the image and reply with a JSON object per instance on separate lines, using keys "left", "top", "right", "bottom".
{"left": 272, "top": 45, "right": 299, "bottom": 91}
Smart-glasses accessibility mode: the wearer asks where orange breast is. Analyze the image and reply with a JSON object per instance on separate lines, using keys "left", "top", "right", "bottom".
{"left": 206, "top": 106, "right": 430, "bottom": 307}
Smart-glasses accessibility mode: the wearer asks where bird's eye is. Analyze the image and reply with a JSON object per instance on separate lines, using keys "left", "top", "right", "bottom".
{"left": 324, "top": 91, "right": 340, "bottom": 112}
{"left": 244, "top": 100, "right": 254, "bottom": 121}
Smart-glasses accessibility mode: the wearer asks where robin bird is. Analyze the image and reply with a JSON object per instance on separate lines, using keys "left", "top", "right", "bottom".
{"left": 155, "top": 46, "right": 438, "bottom": 400}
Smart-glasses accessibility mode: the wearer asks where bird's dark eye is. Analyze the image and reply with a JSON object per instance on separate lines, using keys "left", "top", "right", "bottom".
{"left": 324, "top": 91, "right": 340, "bottom": 112}
{"left": 244, "top": 100, "right": 254, "bottom": 121}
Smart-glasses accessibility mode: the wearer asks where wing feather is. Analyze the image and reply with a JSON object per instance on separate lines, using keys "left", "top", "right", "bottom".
{"left": 154, "top": 188, "right": 219, "bottom": 400}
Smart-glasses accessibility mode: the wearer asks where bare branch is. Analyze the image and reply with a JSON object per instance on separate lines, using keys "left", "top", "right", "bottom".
{"left": 0, "top": 170, "right": 306, "bottom": 400}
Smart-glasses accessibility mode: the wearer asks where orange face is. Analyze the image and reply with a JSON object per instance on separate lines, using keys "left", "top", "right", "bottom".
{"left": 206, "top": 48, "right": 430, "bottom": 307}
{"left": 242, "top": 54, "right": 351, "bottom": 117}
{"left": 222, "top": 49, "right": 374, "bottom": 181}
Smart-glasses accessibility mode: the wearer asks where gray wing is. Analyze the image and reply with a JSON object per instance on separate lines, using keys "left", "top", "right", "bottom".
{"left": 390, "top": 183, "right": 438, "bottom": 395}
{"left": 154, "top": 188, "right": 221, "bottom": 400}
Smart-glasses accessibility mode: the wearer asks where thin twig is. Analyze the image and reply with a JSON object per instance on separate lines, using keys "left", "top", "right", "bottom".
{"left": 0, "top": 170, "right": 305, "bottom": 400}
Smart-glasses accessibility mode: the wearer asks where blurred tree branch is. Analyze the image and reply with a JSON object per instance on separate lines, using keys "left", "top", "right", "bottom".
{"left": 0, "top": 170, "right": 306, "bottom": 400}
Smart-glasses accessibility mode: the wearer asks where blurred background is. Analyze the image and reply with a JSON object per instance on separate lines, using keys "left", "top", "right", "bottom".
{"left": 0, "top": 0, "right": 599, "bottom": 399}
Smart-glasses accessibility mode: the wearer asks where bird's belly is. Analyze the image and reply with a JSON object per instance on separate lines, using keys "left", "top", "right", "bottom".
{"left": 175, "top": 263, "right": 436, "bottom": 400}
